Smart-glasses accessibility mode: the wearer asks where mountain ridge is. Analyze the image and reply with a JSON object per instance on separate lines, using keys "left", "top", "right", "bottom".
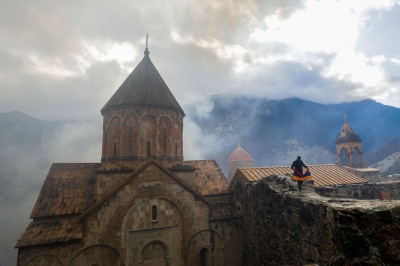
{"left": 187, "top": 96, "right": 400, "bottom": 173}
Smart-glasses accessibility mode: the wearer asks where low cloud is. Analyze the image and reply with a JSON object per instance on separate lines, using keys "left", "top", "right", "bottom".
{"left": 0, "top": 117, "right": 102, "bottom": 265}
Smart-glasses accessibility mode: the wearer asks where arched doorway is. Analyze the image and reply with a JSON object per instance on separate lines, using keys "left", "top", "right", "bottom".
{"left": 200, "top": 248, "right": 210, "bottom": 266}
{"left": 141, "top": 241, "right": 169, "bottom": 266}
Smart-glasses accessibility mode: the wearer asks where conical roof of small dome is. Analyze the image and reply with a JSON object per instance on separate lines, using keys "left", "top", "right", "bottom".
{"left": 101, "top": 45, "right": 184, "bottom": 115}
{"left": 228, "top": 144, "right": 254, "bottom": 163}
{"left": 336, "top": 116, "right": 361, "bottom": 144}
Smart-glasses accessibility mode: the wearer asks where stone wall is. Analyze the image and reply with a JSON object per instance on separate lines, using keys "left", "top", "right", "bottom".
{"left": 343, "top": 166, "right": 381, "bottom": 182}
{"left": 234, "top": 175, "right": 400, "bottom": 265}
{"left": 316, "top": 181, "right": 400, "bottom": 200}
{"left": 83, "top": 163, "right": 241, "bottom": 266}
{"left": 101, "top": 106, "right": 184, "bottom": 162}
{"left": 17, "top": 242, "right": 83, "bottom": 266}
{"left": 18, "top": 162, "right": 241, "bottom": 266}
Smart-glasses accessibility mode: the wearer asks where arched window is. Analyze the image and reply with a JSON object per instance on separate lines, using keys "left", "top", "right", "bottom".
{"left": 151, "top": 205, "right": 157, "bottom": 221}
{"left": 147, "top": 141, "right": 151, "bottom": 157}
{"left": 163, "top": 128, "right": 167, "bottom": 155}
{"left": 128, "top": 127, "right": 133, "bottom": 154}
{"left": 109, "top": 116, "right": 121, "bottom": 160}
{"left": 103, "top": 132, "right": 107, "bottom": 156}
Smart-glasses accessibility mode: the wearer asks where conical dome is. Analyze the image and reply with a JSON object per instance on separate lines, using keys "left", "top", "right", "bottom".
{"left": 101, "top": 48, "right": 184, "bottom": 115}
{"left": 228, "top": 144, "right": 254, "bottom": 163}
{"left": 336, "top": 117, "right": 361, "bottom": 144}
{"left": 100, "top": 43, "right": 185, "bottom": 162}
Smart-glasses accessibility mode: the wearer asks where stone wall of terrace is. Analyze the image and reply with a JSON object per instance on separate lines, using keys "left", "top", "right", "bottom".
{"left": 234, "top": 176, "right": 400, "bottom": 265}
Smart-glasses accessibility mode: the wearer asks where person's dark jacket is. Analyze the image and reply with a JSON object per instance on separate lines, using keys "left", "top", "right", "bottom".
{"left": 291, "top": 159, "right": 308, "bottom": 174}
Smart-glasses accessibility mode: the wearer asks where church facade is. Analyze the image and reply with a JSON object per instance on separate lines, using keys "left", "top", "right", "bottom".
{"left": 16, "top": 45, "right": 242, "bottom": 266}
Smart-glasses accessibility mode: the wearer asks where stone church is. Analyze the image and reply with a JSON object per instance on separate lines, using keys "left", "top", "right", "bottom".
{"left": 16, "top": 45, "right": 241, "bottom": 265}
{"left": 16, "top": 43, "right": 391, "bottom": 266}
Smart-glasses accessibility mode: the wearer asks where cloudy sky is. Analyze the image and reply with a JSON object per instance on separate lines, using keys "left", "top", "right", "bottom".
{"left": 1, "top": 0, "right": 400, "bottom": 122}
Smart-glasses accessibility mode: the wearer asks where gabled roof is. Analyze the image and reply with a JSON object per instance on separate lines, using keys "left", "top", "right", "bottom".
{"left": 30, "top": 163, "right": 100, "bottom": 218}
{"left": 80, "top": 159, "right": 208, "bottom": 219}
{"left": 15, "top": 217, "right": 82, "bottom": 248}
{"left": 16, "top": 163, "right": 100, "bottom": 248}
{"left": 229, "top": 164, "right": 367, "bottom": 190}
{"left": 101, "top": 48, "right": 184, "bottom": 115}
{"left": 166, "top": 160, "right": 229, "bottom": 195}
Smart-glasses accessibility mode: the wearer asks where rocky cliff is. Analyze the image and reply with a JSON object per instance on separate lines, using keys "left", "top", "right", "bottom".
{"left": 234, "top": 176, "right": 400, "bottom": 265}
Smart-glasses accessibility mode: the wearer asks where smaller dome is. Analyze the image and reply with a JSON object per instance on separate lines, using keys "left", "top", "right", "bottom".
{"left": 228, "top": 145, "right": 253, "bottom": 163}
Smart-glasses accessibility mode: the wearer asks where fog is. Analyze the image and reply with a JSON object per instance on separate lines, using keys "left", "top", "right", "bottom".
{"left": 0, "top": 116, "right": 103, "bottom": 265}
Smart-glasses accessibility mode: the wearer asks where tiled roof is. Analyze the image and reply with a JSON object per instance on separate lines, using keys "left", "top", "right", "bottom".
{"left": 99, "top": 160, "right": 229, "bottom": 196}
{"left": 15, "top": 216, "right": 82, "bottom": 248}
{"left": 231, "top": 164, "right": 367, "bottom": 188}
{"left": 166, "top": 160, "right": 229, "bottom": 195}
{"left": 101, "top": 49, "right": 184, "bottom": 115}
{"left": 228, "top": 145, "right": 253, "bottom": 163}
{"left": 30, "top": 163, "right": 100, "bottom": 218}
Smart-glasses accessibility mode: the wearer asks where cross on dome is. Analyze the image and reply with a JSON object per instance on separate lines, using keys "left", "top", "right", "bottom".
{"left": 144, "top": 33, "right": 149, "bottom": 56}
